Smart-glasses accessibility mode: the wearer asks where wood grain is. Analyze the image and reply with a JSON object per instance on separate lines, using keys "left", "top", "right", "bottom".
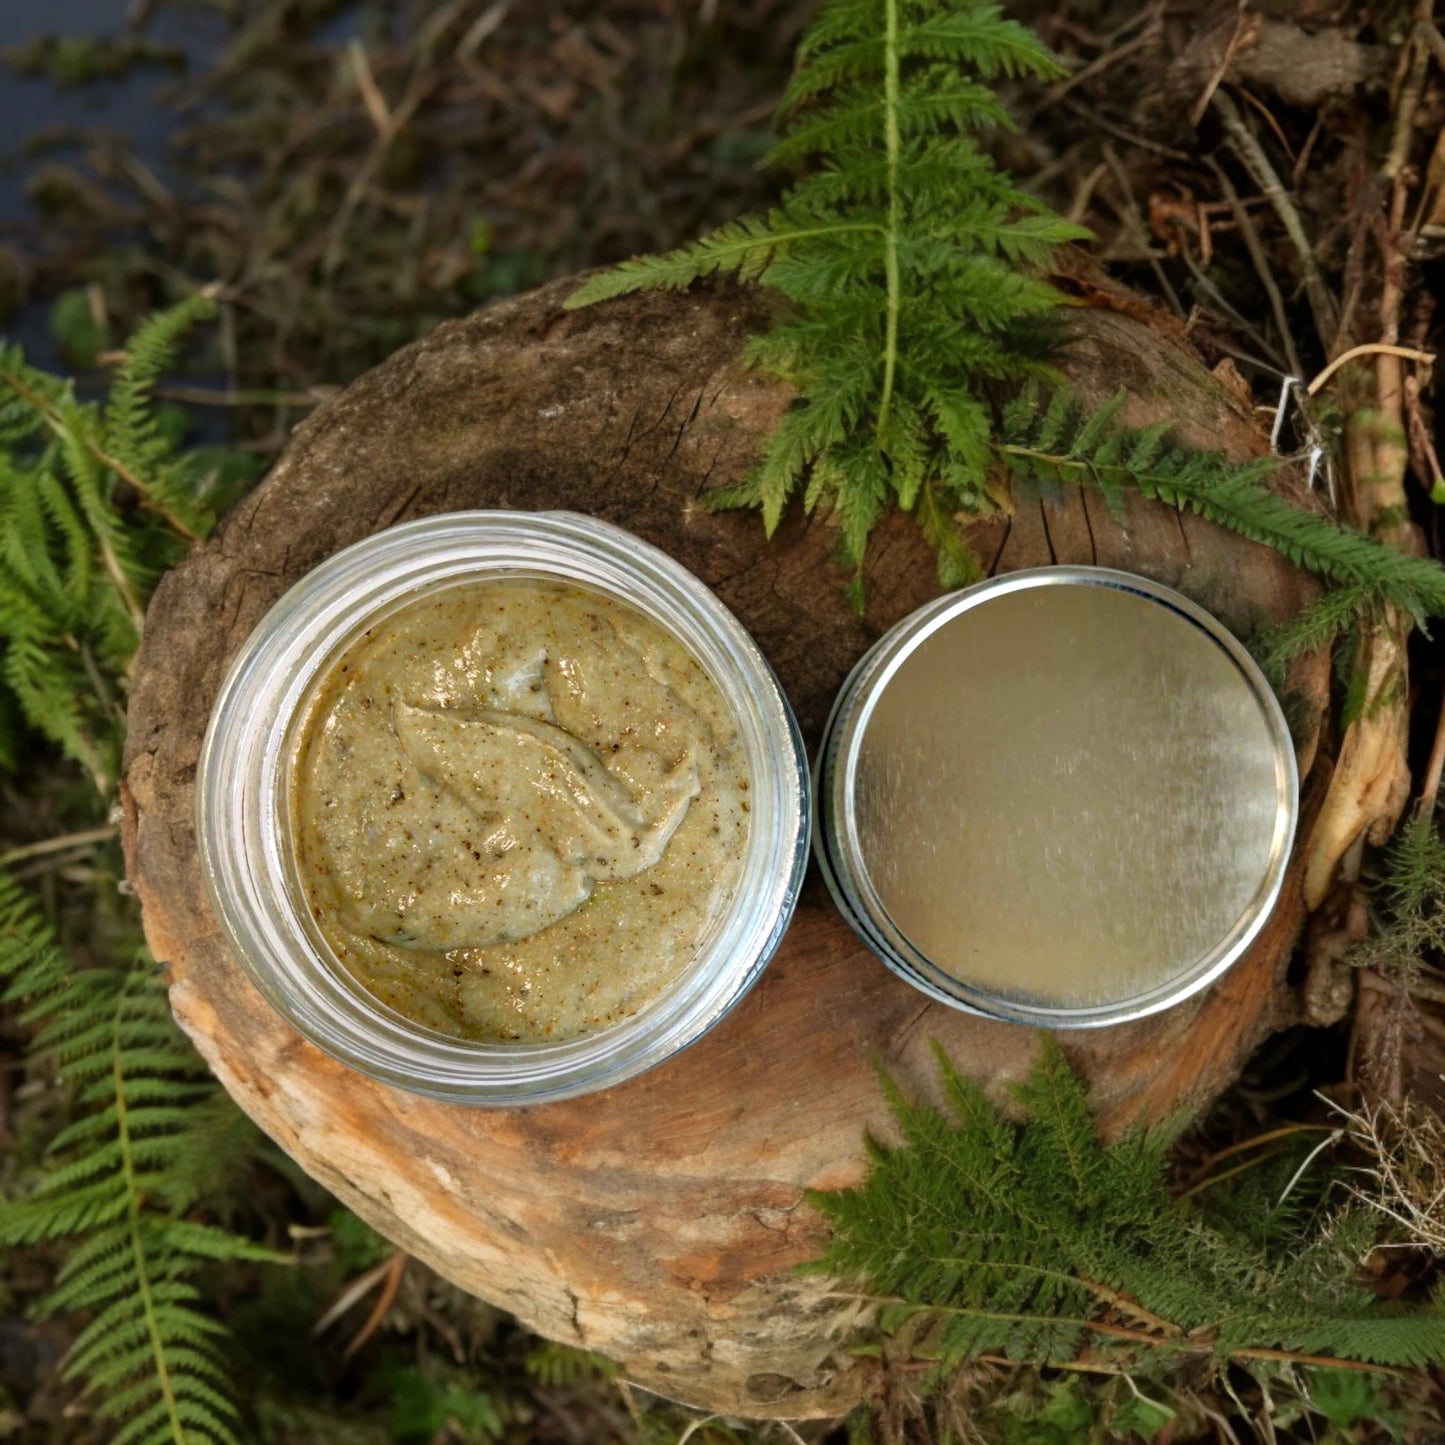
{"left": 121, "top": 276, "right": 1329, "bottom": 1418}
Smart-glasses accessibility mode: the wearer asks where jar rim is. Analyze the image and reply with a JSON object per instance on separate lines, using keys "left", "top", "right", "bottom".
{"left": 197, "top": 511, "right": 810, "bottom": 1103}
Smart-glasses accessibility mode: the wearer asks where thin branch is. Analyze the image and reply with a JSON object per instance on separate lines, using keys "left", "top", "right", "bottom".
{"left": 1273, "top": 1128, "right": 1347, "bottom": 1211}
{"left": 156, "top": 384, "right": 321, "bottom": 409}
{"left": 677, "top": 1414, "right": 724, "bottom": 1445}
{"left": 977, "top": 1353, "right": 1126, "bottom": 1377}
{"left": 1419, "top": 692, "right": 1445, "bottom": 813}
{"left": 1176, "top": 1152, "right": 1288, "bottom": 1204}
{"left": 822, "top": 1292, "right": 1409, "bottom": 1375}
{"left": 1307, "top": 344, "right": 1437, "bottom": 398}
{"left": 1103, "top": 145, "right": 1185, "bottom": 316}
{"left": 1228, "top": 1346, "right": 1403, "bottom": 1376}
{"left": 342, "top": 1250, "right": 408, "bottom": 1362}
{"left": 1032, "top": 17, "right": 1159, "bottom": 113}
{"left": 1194, "top": 1123, "right": 1340, "bottom": 1173}
{"left": 0, "top": 827, "right": 116, "bottom": 869}
{"left": 346, "top": 40, "right": 392, "bottom": 135}
{"left": 1190, "top": 12, "right": 1262, "bottom": 128}
{"left": 1207, "top": 157, "right": 1302, "bottom": 378}
{"left": 1212, "top": 90, "right": 1338, "bottom": 352}
{"left": 311, "top": 1255, "right": 397, "bottom": 1337}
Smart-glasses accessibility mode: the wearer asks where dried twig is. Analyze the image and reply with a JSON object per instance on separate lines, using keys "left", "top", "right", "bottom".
{"left": 1212, "top": 89, "right": 1338, "bottom": 352}
{"left": 0, "top": 826, "right": 116, "bottom": 869}
{"left": 1328, "top": 1095, "right": 1445, "bottom": 1253}
{"left": 1190, "top": 11, "right": 1262, "bottom": 128}
{"left": 1033, "top": 11, "right": 1161, "bottom": 113}
{"left": 342, "top": 1250, "right": 409, "bottom": 1362}
{"left": 458, "top": 0, "right": 512, "bottom": 64}
{"left": 310, "top": 1247, "right": 411, "bottom": 1362}
{"left": 1206, "top": 157, "right": 1301, "bottom": 378}
{"left": 1061, "top": 98, "right": 1192, "bottom": 162}
{"left": 1101, "top": 145, "right": 1185, "bottom": 315}
{"left": 1307, "top": 343, "right": 1437, "bottom": 398}
{"left": 347, "top": 40, "right": 393, "bottom": 135}
{"left": 311, "top": 1255, "right": 396, "bottom": 1337}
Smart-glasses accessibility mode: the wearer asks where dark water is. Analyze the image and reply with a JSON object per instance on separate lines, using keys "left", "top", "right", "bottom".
{"left": 0, "top": 3, "right": 195, "bottom": 217}
{"left": 0, "top": 0, "right": 231, "bottom": 364}
{"left": 0, "top": 0, "right": 366, "bottom": 439}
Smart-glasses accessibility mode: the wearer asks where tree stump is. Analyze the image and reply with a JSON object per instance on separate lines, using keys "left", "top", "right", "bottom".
{"left": 121, "top": 276, "right": 1329, "bottom": 1419}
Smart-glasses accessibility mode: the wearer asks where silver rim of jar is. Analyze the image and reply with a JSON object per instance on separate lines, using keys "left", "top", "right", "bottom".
{"left": 197, "top": 511, "right": 810, "bottom": 1104}
{"left": 813, "top": 565, "right": 1299, "bottom": 1028}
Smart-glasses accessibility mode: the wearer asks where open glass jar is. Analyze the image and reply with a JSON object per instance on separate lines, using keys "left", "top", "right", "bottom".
{"left": 197, "top": 512, "right": 809, "bottom": 1105}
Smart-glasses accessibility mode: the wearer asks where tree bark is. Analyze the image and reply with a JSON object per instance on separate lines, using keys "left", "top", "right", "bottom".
{"left": 121, "top": 275, "right": 1328, "bottom": 1419}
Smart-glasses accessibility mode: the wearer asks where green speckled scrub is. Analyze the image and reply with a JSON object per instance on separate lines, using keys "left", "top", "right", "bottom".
{"left": 289, "top": 579, "right": 750, "bottom": 1042}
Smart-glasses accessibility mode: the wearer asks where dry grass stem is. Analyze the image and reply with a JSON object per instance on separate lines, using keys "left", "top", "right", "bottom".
{"left": 1211, "top": 89, "right": 1338, "bottom": 352}
{"left": 1329, "top": 1096, "right": 1445, "bottom": 1254}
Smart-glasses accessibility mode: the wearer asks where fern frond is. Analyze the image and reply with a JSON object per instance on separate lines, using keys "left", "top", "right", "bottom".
{"left": 809, "top": 1043, "right": 1445, "bottom": 1375}
{"left": 1255, "top": 583, "right": 1375, "bottom": 689}
{"left": 566, "top": 0, "right": 1445, "bottom": 643}
{"left": 782, "top": 37, "right": 886, "bottom": 108}
{"left": 2, "top": 633, "right": 111, "bottom": 793}
{"left": 897, "top": 10, "right": 1069, "bottom": 78}
{"left": 570, "top": 0, "right": 1080, "bottom": 589}
{"left": 0, "top": 300, "right": 227, "bottom": 787}
{"left": 795, "top": 0, "right": 877, "bottom": 57}
{"left": 565, "top": 214, "right": 884, "bottom": 307}
{"left": 0, "top": 343, "right": 69, "bottom": 448}
{"left": 1345, "top": 809, "right": 1445, "bottom": 985}
{"left": 102, "top": 293, "right": 218, "bottom": 542}
{"left": 0, "top": 869, "right": 286, "bottom": 1443}
{"left": 1001, "top": 393, "right": 1445, "bottom": 626}
{"left": 524, "top": 1340, "right": 617, "bottom": 1389}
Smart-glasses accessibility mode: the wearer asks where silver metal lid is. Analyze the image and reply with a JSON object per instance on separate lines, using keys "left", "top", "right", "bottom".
{"left": 815, "top": 567, "right": 1298, "bottom": 1027}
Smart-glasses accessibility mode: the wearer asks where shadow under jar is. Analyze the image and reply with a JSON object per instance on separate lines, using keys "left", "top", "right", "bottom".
{"left": 197, "top": 512, "right": 809, "bottom": 1105}
{"left": 814, "top": 566, "right": 1299, "bottom": 1027}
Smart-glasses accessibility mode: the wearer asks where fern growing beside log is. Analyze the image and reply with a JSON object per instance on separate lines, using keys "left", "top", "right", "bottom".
{"left": 0, "top": 292, "right": 253, "bottom": 791}
{"left": 809, "top": 1044, "right": 1445, "bottom": 1377}
{"left": 568, "top": 0, "right": 1089, "bottom": 592}
{"left": 0, "top": 298, "right": 278, "bottom": 1444}
{"left": 569, "top": 0, "right": 1445, "bottom": 639}
{"left": 0, "top": 872, "right": 288, "bottom": 1445}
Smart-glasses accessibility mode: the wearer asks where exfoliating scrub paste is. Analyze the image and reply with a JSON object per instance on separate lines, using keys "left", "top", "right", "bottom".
{"left": 289, "top": 578, "right": 750, "bottom": 1042}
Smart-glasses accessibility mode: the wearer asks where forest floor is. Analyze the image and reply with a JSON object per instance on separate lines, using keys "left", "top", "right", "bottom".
{"left": 2, "top": 1, "right": 1444, "bottom": 1442}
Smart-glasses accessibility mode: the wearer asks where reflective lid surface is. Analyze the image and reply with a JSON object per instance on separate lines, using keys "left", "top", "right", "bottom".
{"left": 833, "top": 570, "right": 1296, "bottom": 1018}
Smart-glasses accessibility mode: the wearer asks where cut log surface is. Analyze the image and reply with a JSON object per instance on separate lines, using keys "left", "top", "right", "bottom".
{"left": 122, "top": 277, "right": 1329, "bottom": 1419}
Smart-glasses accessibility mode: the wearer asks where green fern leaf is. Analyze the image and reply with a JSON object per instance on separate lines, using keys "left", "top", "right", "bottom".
{"left": 898, "top": 11, "right": 1069, "bottom": 78}
{"left": 808, "top": 1042, "right": 1445, "bottom": 1375}
{"left": 1000, "top": 394, "right": 1445, "bottom": 627}
{"left": 0, "top": 868, "right": 286, "bottom": 1444}
{"left": 569, "top": 0, "right": 1079, "bottom": 593}
{"left": 565, "top": 213, "right": 883, "bottom": 307}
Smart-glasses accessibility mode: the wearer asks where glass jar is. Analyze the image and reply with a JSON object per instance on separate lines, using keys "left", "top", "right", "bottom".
{"left": 197, "top": 512, "right": 809, "bottom": 1105}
